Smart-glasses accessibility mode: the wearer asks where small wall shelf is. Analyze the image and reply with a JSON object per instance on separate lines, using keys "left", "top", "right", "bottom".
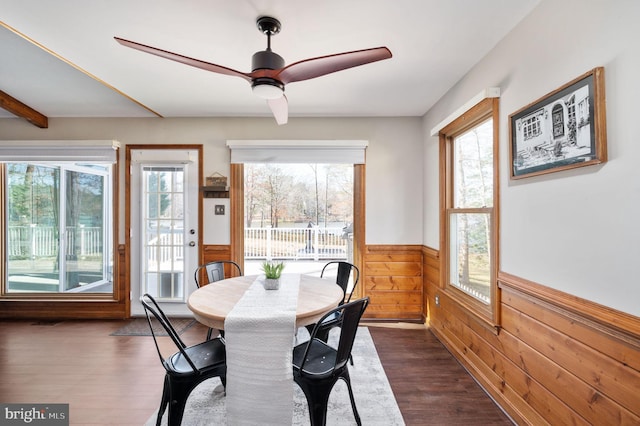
{"left": 201, "top": 186, "right": 229, "bottom": 198}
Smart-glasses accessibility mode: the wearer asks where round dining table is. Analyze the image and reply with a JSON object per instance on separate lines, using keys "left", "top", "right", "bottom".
{"left": 187, "top": 274, "right": 344, "bottom": 330}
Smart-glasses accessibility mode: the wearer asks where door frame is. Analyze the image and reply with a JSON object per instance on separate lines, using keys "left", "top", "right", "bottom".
{"left": 125, "top": 145, "right": 203, "bottom": 316}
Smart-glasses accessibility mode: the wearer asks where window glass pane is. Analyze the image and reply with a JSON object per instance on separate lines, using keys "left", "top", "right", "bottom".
{"left": 449, "top": 212, "right": 491, "bottom": 304}
{"left": 6, "top": 163, "right": 112, "bottom": 294}
{"left": 7, "top": 164, "right": 60, "bottom": 292}
{"left": 453, "top": 119, "right": 494, "bottom": 208}
{"left": 142, "top": 166, "right": 186, "bottom": 301}
{"left": 173, "top": 170, "right": 184, "bottom": 192}
{"left": 171, "top": 194, "right": 184, "bottom": 219}
{"left": 243, "top": 163, "right": 354, "bottom": 263}
{"left": 64, "top": 169, "right": 106, "bottom": 291}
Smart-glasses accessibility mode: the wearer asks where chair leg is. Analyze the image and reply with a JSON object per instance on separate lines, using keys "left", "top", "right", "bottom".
{"left": 206, "top": 327, "right": 213, "bottom": 340}
{"left": 296, "top": 378, "right": 337, "bottom": 426}
{"left": 166, "top": 379, "right": 196, "bottom": 426}
{"left": 341, "top": 371, "right": 362, "bottom": 426}
{"left": 156, "top": 376, "right": 170, "bottom": 426}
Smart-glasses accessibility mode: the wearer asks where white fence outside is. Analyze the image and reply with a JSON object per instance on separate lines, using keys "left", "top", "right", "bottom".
{"left": 146, "top": 231, "right": 184, "bottom": 268}
{"left": 8, "top": 225, "right": 103, "bottom": 258}
{"left": 245, "top": 226, "right": 350, "bottom": 261}
{"left": 8, "top": 225, "right": 349, "bottom": 263}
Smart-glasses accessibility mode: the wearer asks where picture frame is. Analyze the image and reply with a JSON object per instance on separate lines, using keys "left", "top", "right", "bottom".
{"left": 509, "top": 67, "right": 607, "bottom": 179}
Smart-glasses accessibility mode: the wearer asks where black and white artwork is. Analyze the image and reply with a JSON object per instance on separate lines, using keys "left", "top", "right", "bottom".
{"left": 509, "top": 67, "right": 607, "bottom": 179}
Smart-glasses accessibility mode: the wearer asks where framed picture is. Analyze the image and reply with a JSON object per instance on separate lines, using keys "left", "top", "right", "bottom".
{"left": 509, "top": 67, "right": 607, "bottom": 179}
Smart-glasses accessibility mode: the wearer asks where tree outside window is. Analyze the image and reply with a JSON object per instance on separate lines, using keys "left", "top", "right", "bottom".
{"left": 440, "top": 97, "right": 499, "bottom": 326}
{"left": 450, "top": 120, "right": 493, "bottom": 304}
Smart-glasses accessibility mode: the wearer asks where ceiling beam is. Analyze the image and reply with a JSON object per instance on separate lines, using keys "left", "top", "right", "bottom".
{"left": 0, "top": 90, "right": 48, "bottom": 128}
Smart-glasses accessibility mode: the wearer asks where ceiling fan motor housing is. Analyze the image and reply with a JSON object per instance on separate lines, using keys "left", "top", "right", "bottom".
{"left": 251, "top": 49, "right": 285, "bottom": 98}
{"left": 251, "top": 50, "right": 284, "bottom": 71}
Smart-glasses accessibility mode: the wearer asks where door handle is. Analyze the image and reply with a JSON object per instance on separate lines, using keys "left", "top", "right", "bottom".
{"left": 188, "top": 241, "right": 196, "bottom": 247}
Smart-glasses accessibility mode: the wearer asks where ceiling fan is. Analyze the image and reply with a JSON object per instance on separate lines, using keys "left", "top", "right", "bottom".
{"left": 115, "top": 16, "right": 392, "bottom": 125}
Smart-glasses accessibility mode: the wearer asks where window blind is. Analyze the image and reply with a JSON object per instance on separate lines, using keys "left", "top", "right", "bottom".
{"left": 226, "top": 140, "right": 368, "bottom": 164}
{"left": 0, "top": 140, "right": 119, "bottom": 163}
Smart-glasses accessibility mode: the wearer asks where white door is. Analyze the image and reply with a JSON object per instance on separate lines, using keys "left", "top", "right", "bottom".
{"left": 130, "top": 149, "right": 199, "bottom": 316}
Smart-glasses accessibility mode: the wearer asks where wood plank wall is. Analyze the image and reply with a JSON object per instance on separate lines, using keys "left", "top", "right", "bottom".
{"left": 362, "top": 245, "right": 424, "bottom": 321}
{"left": 423, "top": 247, "right": 640, "bottom": 425}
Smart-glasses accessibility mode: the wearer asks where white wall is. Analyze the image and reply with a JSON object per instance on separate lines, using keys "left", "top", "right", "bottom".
{"left": 422, "top": 0, "right": 640, "bottom": 316}
{"left": 0, "top": 116, "right": 423, "bottom": 245}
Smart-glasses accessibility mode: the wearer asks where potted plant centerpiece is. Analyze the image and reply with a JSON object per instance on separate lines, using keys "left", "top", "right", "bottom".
{"left": 262, "top": 260, "right": 285, "bottom": 290}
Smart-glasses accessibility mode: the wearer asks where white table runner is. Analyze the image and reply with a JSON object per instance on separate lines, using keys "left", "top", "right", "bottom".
{"left": 224, "top": 273, "right": 300, "bottom": 426}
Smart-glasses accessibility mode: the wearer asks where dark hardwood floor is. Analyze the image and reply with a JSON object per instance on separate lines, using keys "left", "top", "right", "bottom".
{"left": 367, "top": 324, "right": 512, "bottom": 425}
{"left": 0, "top": 319, "right": 512, "bottom": 425}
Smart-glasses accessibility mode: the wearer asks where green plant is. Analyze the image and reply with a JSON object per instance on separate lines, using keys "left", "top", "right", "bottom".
{"left": 261, "top": 260, "right": 285, "bottom": 279}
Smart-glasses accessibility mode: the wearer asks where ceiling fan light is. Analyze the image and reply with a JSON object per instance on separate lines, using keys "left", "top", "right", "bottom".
{"left": 252, "top": 79, "right": 284, "bottom": 99}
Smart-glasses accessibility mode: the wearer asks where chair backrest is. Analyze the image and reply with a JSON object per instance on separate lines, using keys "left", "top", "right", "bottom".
{"left": 303, "top": 297, "right": 369, "bottom": 374}
{"left": 141, "top": 293, "right": 199, "bottom": 372}
{"left": 320, "top": 261, "right": 360, "bottom": 304}
{"left": 194, "top": 260, "right": 242, "bottom": 287}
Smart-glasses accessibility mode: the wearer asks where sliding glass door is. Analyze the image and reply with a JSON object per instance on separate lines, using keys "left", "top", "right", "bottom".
{"left": 6, "top": 162, "right": 113, "bottom": 293}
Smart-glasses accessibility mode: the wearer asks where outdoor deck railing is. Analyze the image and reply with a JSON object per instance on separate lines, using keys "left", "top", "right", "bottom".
{"left": 245, "top": 226, "right": 349, "bottom": 260}
{"left": 8, "top": 225, "right": 103, "bottom": 258}
{"left": 8, "top": 225, "right": 349, "bottom": 263}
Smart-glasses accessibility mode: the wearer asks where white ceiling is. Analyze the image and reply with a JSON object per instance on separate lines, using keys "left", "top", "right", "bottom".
{"left": 0, "top": 0, "right": 540, "bottom": 122}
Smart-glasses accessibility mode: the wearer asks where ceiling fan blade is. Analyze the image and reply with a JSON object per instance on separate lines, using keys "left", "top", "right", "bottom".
{"left": 114, "top": 37, "right": 252, "bottom": 81}
{"left": 267, "top": 95, "right": 288, "bottom": 125}
{"left": 275, "top": 47, "right": 392, "bottom": 84}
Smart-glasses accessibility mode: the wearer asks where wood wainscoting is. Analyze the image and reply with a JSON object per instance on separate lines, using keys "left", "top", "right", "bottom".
{"left": 201, "top": 244, "right": 233, "bottom": 265}
{"left": 199, "top": 244, "right": 424, "bottom": 322}
{"left": 196, "top": 245, "right": 242, "bottom": 283}
{"left": 362, "top": 245, "right": 424, "bottom": 321}
{"left": 0, "top": 244, "right": 128, "bottom": 320}
{"left": 423, "top": 247, "right": 640, "bottom": 425}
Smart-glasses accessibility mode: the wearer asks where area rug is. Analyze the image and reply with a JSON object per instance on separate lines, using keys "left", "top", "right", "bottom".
{"left": 145, "top": 327, "right": 405, "bottom": 425}
{"left": 110, "top": 318, "right": 196, "bottom": 336}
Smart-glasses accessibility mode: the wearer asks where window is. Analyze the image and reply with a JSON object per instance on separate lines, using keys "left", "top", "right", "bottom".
{"left": 1, "top": 141, "right": 117, "bottom": 297}
{"left": 440, "top": 98, "right": 499, "bottom": 326}
{"left": 243, "top": 163, "right": 354, "bottom": 267}
{"left": 523, "top": 115, "right": 541, "bottom": 140}
{"left": 228, "top": 140, "right": 366, "bottom": 298}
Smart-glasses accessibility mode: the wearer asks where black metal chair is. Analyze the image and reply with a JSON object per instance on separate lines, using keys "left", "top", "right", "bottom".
{"left": 193, "top": 260, "right": 242, "bottom": 287}
{"left": 194, "top": 260, "right": 242, "bottom": 340}
{"left": 305, "top": 261, "right": 360, "bottom": 343}
{"left": 293, "top": 297, "right": 369, "bottom": 426}
{"left": 141, "top": 294, "right": 226, "bottom": 426}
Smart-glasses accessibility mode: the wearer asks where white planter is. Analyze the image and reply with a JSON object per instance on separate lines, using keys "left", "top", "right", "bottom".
{"left": 264, "top": 278, "right": 280, "bottom": 290}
